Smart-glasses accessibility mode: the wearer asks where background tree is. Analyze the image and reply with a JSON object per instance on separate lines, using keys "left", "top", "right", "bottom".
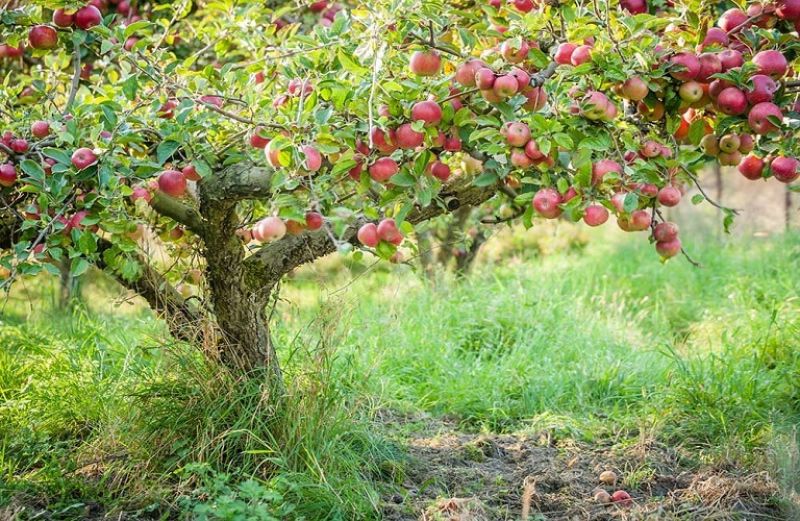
{"left": 1, "top": 0, "right": 799, "bottom": 391}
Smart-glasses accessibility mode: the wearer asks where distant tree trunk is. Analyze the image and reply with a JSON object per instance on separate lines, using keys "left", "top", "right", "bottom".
{"left": 58, "top": 260, "right": 80, "bottom": 310}
{"left": 786, "top": 186, "right": 792, "bottom": 231}
{"left": 454, "top": 229, "right": 486, "bottom": 277}
{"left": 416, "top": 229, "right": 436, "bottom": 281}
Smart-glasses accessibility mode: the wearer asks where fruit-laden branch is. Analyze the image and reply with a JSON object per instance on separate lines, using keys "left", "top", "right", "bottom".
{"left": 150, "top": 191, "right": 208, "bottom": 235}
{"left": 243, "top": 177, "right": 497, "bottom": 287}
{"left": 96, "top": 238, "right": 209, "bottom": 345}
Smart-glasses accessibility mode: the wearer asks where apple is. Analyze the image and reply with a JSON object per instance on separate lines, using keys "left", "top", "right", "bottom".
{"left": 475, "top": 68, "right": 496, "bottom": 90}
{"left": 637, "top": 100, "right": 665, "bottom": 121}
{"left": 678, "top": 81, "right": 704, "bottom": 103}
{"left": 411, "top": 100, "right": 442, "bottom": 126}
{"left": 653, "top": 221, "right": 679, "bottom": 242}
{"left": 657, "top": 186, "right": 681, "bottom": 206}
{"left": 303, "top": 145, "right": 322, "bottom": 171}
{"left": 718, "top": 8, "right": 748, "bottom": 31}
{"left": 669, "top": 53, "right": 700, "bottom": 81}
{"left": 10, "top": 139, "right": 28, "bottom": 153}
{"left": 444, "top": 134, "right": 462, "bottom": 151}
{"left": 656, "top": 238, "right": 682, "bottom": 258}
{"left": 158, "top": 169, "right": 187, "bottom": 197}
{"left": 510, "top": 149, "right": 534, "bottom": 168}
{"left": 285, "top": 220, "right": 305, "bottom": 236}
{"left": 533, "top": 188, "right": 562, "bottom": 219}
{"left": 505, "top": 122, "right": 531, "bottom": 147}
{"left": 570, "top": 45, "right": 592, "bottom": 66}
{"left": 777, "top": 0, "right": 800, "bottom": 20}
{"left": 252, "top": 216, "right": 286, "bottom": 242}
{"left": 370, "top": 127, "right": 397, "bottom": 154}
{"left": 71, "top": 147, "right": 98, "bottom": 170}
{"left": 250, "top": 127, "right": 270, "bottom": 148}
{"left": 409, "top": 50, "right": 441, "bottom": 76}
{"left": 581, "top": 90, "right": 610, "bottom": 120}
{"left": 738, "top": 134, "right": 754, "bottom": 153}
{"left": 377, "top": 218, "right": 403, "bottom": 245}
{"left": 158, "top": 99, "right": 178, "bottom": 119}
{"left": 630, "top": 209, "right": 651, "bottom": 230}
{"left": 593, "top": 490, "right": 612, "bottom": 504}
{"left": 0, "top": 163, "right": 17, "bottom": 187}
{"left": 28, "top": 26, "right": 58, "bottom": 50}
{"left": 701, "top": 134, "right": 720, "bottom": 156}
{"left": 583, "top": 204, "right": 609, "bottom": 226}
{"left": 752, "top": 50, "right": 788, "bottom": 78}
{"left": 510, "top": 67, "right": 530, "bottom": 90}
{"left": 522, "top": 86, "right": 547, "bottom": 111}
{"left": 287, "top": 78, "right": 313, "bottom": 96}
{"left": 75, "top": 5, "right": 103, "bottom": 30}
{"left": 640, "top": 140, "right": 661, "bottom": 158}
{"left": 621, "top": 0, "right": 647, "bottom": 14}
{"left": 131, "top": 186, "right": 151, "bottom": 202}
{"left": 746, "top": 75, "right": 777, "bottom": 105}
{"left": 395, "top": 123, "right": 424, "bottom": 149}
{"left": 429, "top": 161, "right": 451, "bottom": 181}
{"left": 513, "top": 0, "right": 535, "bottom": 12}
{"left": 31, "top": 121, "right": 50, "bottom": 138}
{"left": 305, "top": 211, "right": 324, "bottom": 231}
{"left": 621, "top": 77, "right": 648, "bottom": 101}
{"left": 592, "top": 159, "right": 622, "bottom": 185}
{"left": 369, "top": 157, "right": 399, "bottom": 182}
{"left": 524, "top": 139, "right": 542, "bottom": 159}
{"left": 718, "top": 49, "right": 743, "bottom": 71}
{"left": 53, "top": 9, "right": 75, "bottom": 27}
{"left": 737, "top": 154, "right": 765, "bottom": 180}
{"left": 771, "top": 156, "right": 799, "bottom": 183}
{"left": 455, "top": 59, "right": 487, "bottom": 86}
{"left": 748, "top": 102, "right": 783, "bottom": 134}
{"left": 182, "top": 164, "right": 201, "bottom": 181}
{"left": 700, "top": 27, "right": 729, "bottom": 49}
{"left": 554, "top": 43, "right": 577, "bottom": 65}
{"left": 493, "top": 74, "right": 519, "bottom": 98}
{"left": 718, "top": 134, "right": 740, "bottom": 153}
{"left": 696, "top": 52, "right": 722, "bottom": 82}
{"left": 357, "top": 223, "right": 379, "bottom": 247}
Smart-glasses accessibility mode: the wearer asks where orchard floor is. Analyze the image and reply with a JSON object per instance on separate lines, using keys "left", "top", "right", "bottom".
{"left": 379, "top": 414, "right": 782, "bottom": 520}
{"left": 2, "top": 228, "right": 800, "bottom": 520}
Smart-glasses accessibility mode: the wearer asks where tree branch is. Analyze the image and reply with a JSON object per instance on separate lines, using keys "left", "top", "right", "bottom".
{"left": 63, "top": 45, "right": 81, "bottom": 116}
{"left": 199, "top": 162, "right": 274, "bottom": 202}
{"left": 150, "top": 191, "right": 208, "bottom": 235}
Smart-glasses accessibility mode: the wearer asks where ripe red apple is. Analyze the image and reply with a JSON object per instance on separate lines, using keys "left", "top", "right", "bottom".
{"left": 75, "top": 5, "right": 103, "bottom": 30}
{"left": 570, "top": 45, "right": 592, "bottom": 66}
{"left": 640, "top": 140, "right": 661, "bottom": 158}
{"left": 377, "top": 218, "right": 403, "bottom": 245}
{"left": 250, "top": 127, "right": 270, "bottom": 148}
{"left": 524, "top": 139, "right": 542, "bottom": 160}
{"left": 533, "top": 188, "right": 562, "bottom": 219}
{"left": 357, "top": 223, "right": 379, "bottom": 247}
{"left": 493, "top": 74, "right": 519, "bottom": 98}
{"left": 131, "top": 186, "right": 151, "bottom": 202}
{"left": 746, "top": 75, "right": 777, "bottom": 105}
{"left": 630, "top": 209, "right": 651, "bottom": 230}
{"left": 158, "top": 99, "right": 178, "bottom": 119}
{"left": 737, "top": 154, "right": 765, "bottom": 180}
{"left": 653, "top": 221, "right": 679, "bottom": 242}
{"left": 182, "top": 164, "right": 201, "bottom": 181}
{"left": 409, "top": 50, "right": 441, "bottom": 76}
{"left": 696, "top": 52, "right": 722, "bottom": 82}
{"left": 621, "top": 77, "right": 648, "bottom": 101}
{"left": 286, "top": 220, "right": 305, "bottom": 236}
{"left": 554, "top": 43, "right": 577, "bottom": 65}
{"left": 10, "top": 139, "right": 28, "bottom": 153}
{"left": 700, "top": 27, "right": 729, "bottom": 49}
{"left": 738, "top": 134, "right": 754, "bottom": 153}
{"left": 71, "top": 147, "right": 98, "bottom": 170}
{"left": 0, "top": 163, "right": 17, "bottom": 187}
{"left": 718, "top": 8, "right": 748, "bottom": 31}
{"left": 656, "top": 238, "right": 682, "bottom": 258}
{"left": 752, "top": 50, "right": 788, "bottom": 78}
{"left": 748, "top": 102, "right": 783, "bottom": 134}
{"left": 53, "top": 9, "right": 75, "bottom": 27}
{"left": 370, "top": 127, "right": 397, "bottom": 154}
{"left": 510, "top": 149, "right": 534, "bottom": 168}
{"left": 505, "top": 122, "right": 531, "bottom": 147}
{"left": 510, "top": 67, "right": 530, "bottom": 90}
{"left": 395, "top": 123, "right": 424, "bottom": 149}
{"left": 411, "top": 100, "right": 442, "bottom": 126}
{"left": 429, "top": 161, "right": 451, "bottom": 181}
{"left": 475, "top": 68, "right": 496, "bottom": 90}
{"left": 158, "top": 169, "right": 187, "bottom": 197}
{"left": 718, "top": 49, "right": 743, "bottom": 71}
{"left": 670, "top": 53, "right": 700, "bottom": 81}
{"left": 592, "top": 159, "right": 622, "bottom": 185}
{"left": 657, "top": 186, "right": 681, "bottom": 206}
{"left": 369, "top": 157, "right": 399, "bottom": 182}
{"left": 522, "top": 86, "right": 547, "bottom": 111}
{"left": 455, "top": 59, "right": 487, "bottom": 87}
{"left": 771, "top": 156, "right": 799, "bottom": 183}
{"left": 621, "top": 0, "right": 647, "bottom": 14}
{"left": 252, "top": 217, "right": 286, "bottom": 242}
{"left": 444, "top": 134, "right": 462, "bottom": 152}
{"left": 28, "top": 26, "right": 58, "bottom": 50}
{"left": 637, "top": 100, "right": 665, "bottom": 121}
{"left": 777, "top": 0, "right": 800, "bottom": 19}
{"left": 581, "top": 91, "right": 610, "bottom": 120}
{"left": 305, "top": 211, "right": 324, "bottom": 230}
{"left": 583, "top": 204, "right": 609, "bottom": 226}
{"left": 303, "top": 145, "right": 322, "bottom": 171}
{"left": 31, "top": 121, "right": 50, "bottom": 139}
{"left": 513, "top": 0, "right": 535, "bottom": 12}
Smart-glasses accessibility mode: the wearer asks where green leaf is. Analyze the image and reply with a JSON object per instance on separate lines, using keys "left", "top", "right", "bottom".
{"left": 157, "top": 141, "right": 181, "bottom": 165}
{"left": 390, "top": 171, "right": 416, "bottom": 187}
{"left": 43, "top": 148, "right": 72, "bottom": 165}
{"left": 473, "top": 172, "right": 498, "bottom": 187}
{"left": 691, "top": 193, "right": 705, "bottom": 205}
{"left": 20, "top": 159, "right": 45, "bottom": 182}
{"left": 70, "top": 258, "right": 90, "bottom": 277}
{"left": 623, "top": 192, "right": 639, "bottom": 213}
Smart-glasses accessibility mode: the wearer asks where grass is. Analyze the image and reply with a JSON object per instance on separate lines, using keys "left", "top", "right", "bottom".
{"left": 1, "top": 228, "right": 799, "bottom": 518}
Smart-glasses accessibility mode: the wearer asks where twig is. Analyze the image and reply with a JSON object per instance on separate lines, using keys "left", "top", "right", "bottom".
{"left": 62, "top": 45, "right": 82, "bottom": 116}
{"left": 680, "top": 166, "right": 739, "bottom": 214}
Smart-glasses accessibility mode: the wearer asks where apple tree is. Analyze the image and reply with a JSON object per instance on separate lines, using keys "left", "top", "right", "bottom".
{"left": 1, "top": 0, "right": 799, "bottom": 387}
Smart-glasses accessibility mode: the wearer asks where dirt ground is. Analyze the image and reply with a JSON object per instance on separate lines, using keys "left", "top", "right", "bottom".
{"left": 380, "top": 414, "right": 791, "bottom": 521}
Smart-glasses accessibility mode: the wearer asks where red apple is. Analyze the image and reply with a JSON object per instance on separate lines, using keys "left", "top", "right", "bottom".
{"left": 357, "top": 223, "right": 379, "bottom": 247}
{"left": 570, "top": 45, "right": 592, "bottom": 66}
{"left": 409, "top": 51, "right": 441, "bottom": 76}
{"left": 369, "top": 157, "right": 399, "bottom": 182}
{"left": 748, "top": 102, "right": 782, "bottom": 134}
{"left": 533, "top": 188, "right": 562, "bottom": 219}
{"left": 302, "top": 145, "right": 322, "bottom": 171}
{"left": 455, "top": 59, "right": 487, "bottom": 87}
{"left": 554, "top": 43, "right": 577, "bottom": 65}
{"left": 505, "top": 122, "right": 531, "bottom": 147}
{"left": 182, "top": 164, "right": 201, "bottom": 181}
{"left": 653, "top": 221, "right": 679, "bottom": 242}
{"left": 621, "top": 77, "right": 648, "bottom": 101}
{"left": 28, "top": 26, "right": 58, "bottom": 50}
{"left": 0, "top": 163, "right": 17, "bottom": 187}
{"left": 395, "top": 123, "right": 424, "bottom": 149}
{"left": 71, "top": 147, "right": 98, "bottom": 170}
{"left": 158, "top": 169, "right": 187, "bottom": 197}
{"left": 305, "top": 211, "right": 324, "bottom": 230}
{"left": 591, "top": 159, "right": 622, "bottom": 185}
{"left": 493, "top": 74, "right": 519, "bottom": 98}
{"left": 621, "top": 0, "right": 647, "bottom": 14}
{"left": 657, "top": 186, "right": 681, "bottom": 206}
{"left": 670, "top": 53, "right": 700, "bottom": 81}
{"left": 53, "top": 9, "right": 75, "bottom": 27}
{"left": 771, "top": 156, "right": 799, "bottom": 183}
{"left": 752, "top": 50, "right": 788, "bottom": 78}
{"left": 583, "top": 204, "right": 609, "bottom": 226}
{"left": 75, "top": 5, "right": 103, "bottom": 30}
{"left": 31, "top": 121, "right": 50, "bottom": 139}
{"left": 411, "top": 100, "right": 442, "bottom": 126}
{"left": 656, "top": 238, "right": 682, "bottom": 258}
{"left": 718, "top": 8, "right": 748, "bottom": 31}
{"left": 718, "top": 134, "right": 740, "bottom": 153}
{"left": 500, "top": 40, "right": 529, "bottom": 64}
{"left": 737, "top": 154, "right": 765, "bottom": 180}
{"left": 252, "top": 216, "right": 286, "bottom": 242}
{"left": 377, "top": 218, "right": 403, "bottom": 245}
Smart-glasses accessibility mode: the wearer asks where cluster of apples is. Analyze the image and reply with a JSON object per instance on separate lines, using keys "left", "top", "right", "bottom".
{"left": 245, "top": 212, "right": 325, "bottom": 244}
{"left": 501, "top": 121, "right": 554, "bottom": 170}
{"left": 308, "top": 1, "right": 343, "bottom": 27}
{"left": 0, "top": 120, "right": 55, "bottom": 187}
{"left": 452, "top": 50, "right": 547, "bottom": 111}
{"left": 357, "top": 218, "right": 404, "bottom": 249}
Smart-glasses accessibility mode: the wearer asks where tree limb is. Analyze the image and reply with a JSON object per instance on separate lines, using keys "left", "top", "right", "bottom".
{"left": 150, "top": 191, "right": 208, "bottom": 235}
{"left": 199, "top": 162, "right": 274, "bottom": 202}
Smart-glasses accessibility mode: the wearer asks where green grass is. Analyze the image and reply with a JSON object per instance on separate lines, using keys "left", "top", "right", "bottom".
{"left": 1, "top": 231, "right": 799, "bottom": 518}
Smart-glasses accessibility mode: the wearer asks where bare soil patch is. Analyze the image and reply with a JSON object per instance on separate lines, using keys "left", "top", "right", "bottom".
{"left": 381, "top": 414, "right": 787, "bottom": 520}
